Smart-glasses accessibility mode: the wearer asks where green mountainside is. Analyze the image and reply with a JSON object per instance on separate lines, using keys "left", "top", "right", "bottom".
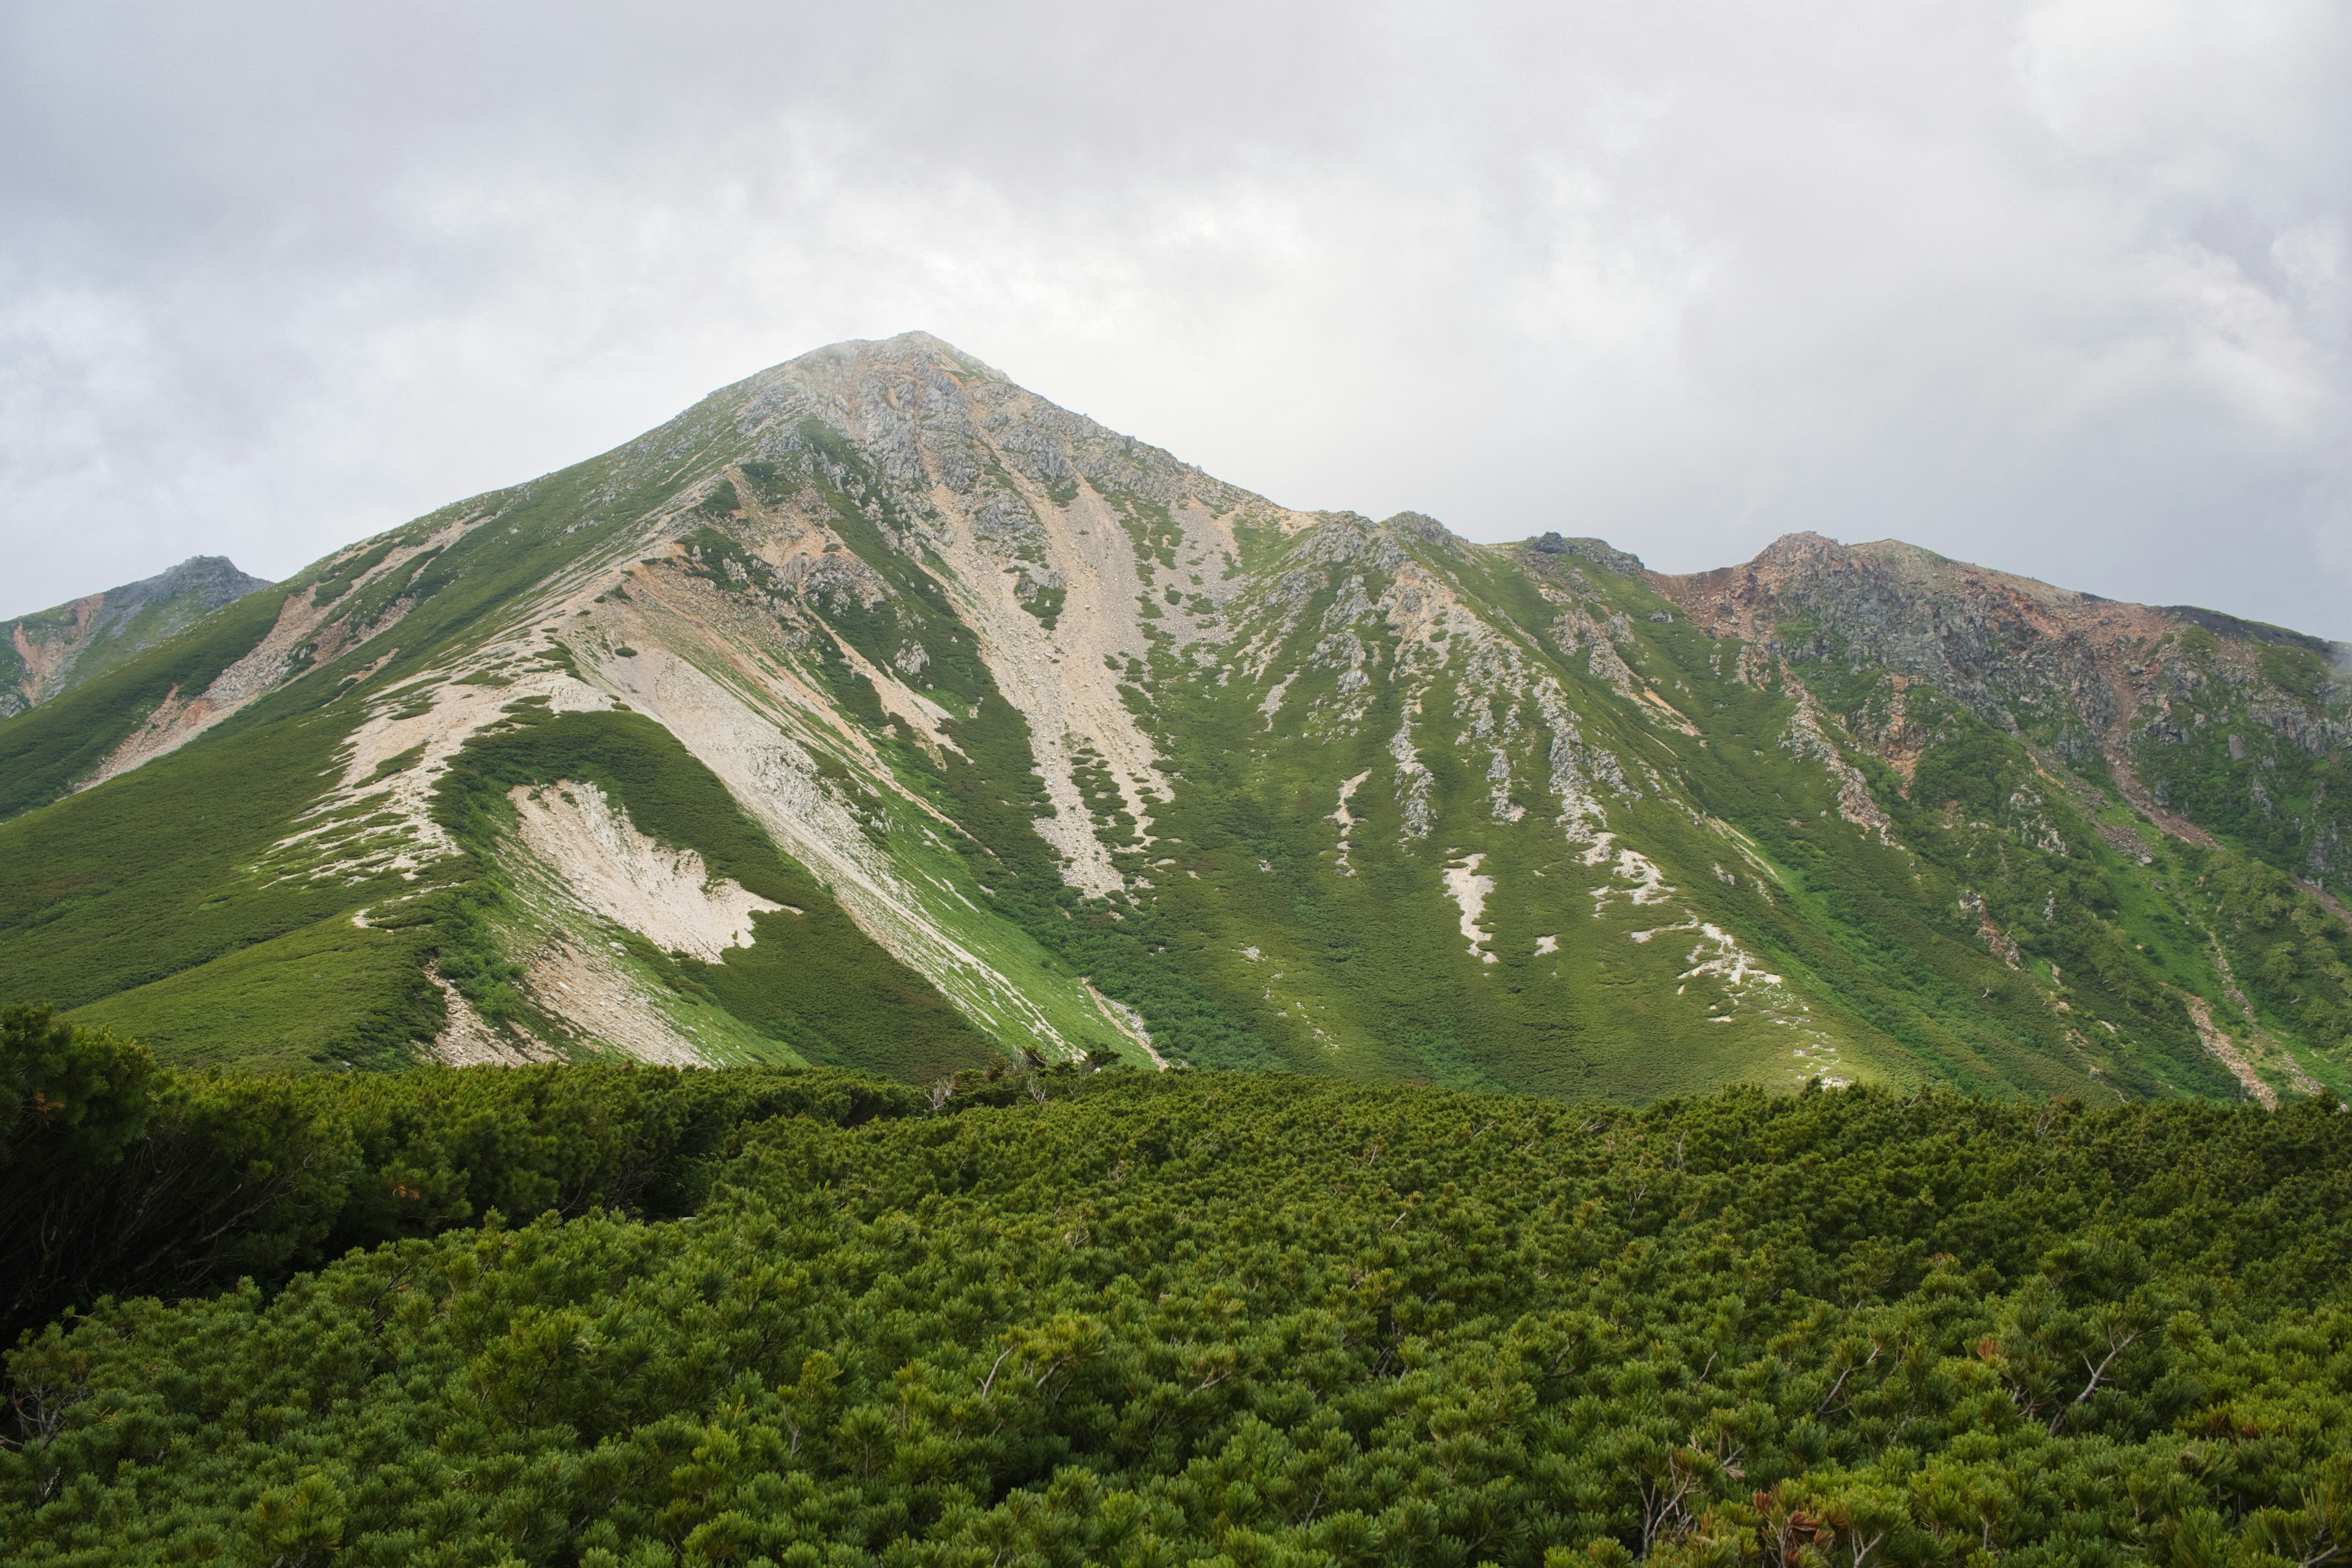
{"left": 1, "top": 555, "right": 273, "bottom": 718}
{"left": 2, "top": 333, "right": 2348, "bottom": 1102}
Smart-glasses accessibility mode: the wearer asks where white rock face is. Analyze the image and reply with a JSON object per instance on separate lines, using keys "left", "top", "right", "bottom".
{"left": 1442, "top": 852, "right": 1498, "bottom": 963}
{"left": 424, "top": 963, "right": 545, "bottom": 1066}
{"left": 510, "top": 779, "right": 781, "bottom": 960}
{"left": 720, "top": 330, "right": 1318, "bottom": 900}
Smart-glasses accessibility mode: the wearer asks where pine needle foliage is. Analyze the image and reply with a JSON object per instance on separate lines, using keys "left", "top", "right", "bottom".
{"left": 6, "top": 1055, "right": 2350, "bottom": 1566}
{"left": 0, "top": 1006, "right": 921, "bottom": 1343}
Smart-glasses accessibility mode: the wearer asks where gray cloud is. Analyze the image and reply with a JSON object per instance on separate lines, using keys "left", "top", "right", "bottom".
{"left": 3, "top": 0, "right": 2347, "bottom": 635}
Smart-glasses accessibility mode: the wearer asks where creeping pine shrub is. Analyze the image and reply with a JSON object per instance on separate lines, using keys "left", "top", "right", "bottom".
{"left": 0, "top": 1004, "right": 924, "bottom": 1341}
{"left": 5, "top": 1065, "right": 2352, "bottom": 1566}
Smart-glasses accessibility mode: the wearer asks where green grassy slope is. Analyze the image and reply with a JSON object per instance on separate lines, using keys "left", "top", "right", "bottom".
{"left": 67, "top": 913, "right": 439, "bottom": 1073}
{"left": 0, "top": 425, "right": 1041, "bottom": 1078}
{"left": 434, "top": 706, "right": 999, "bottom": 1082}
{"left": 0, "top": 587, "right": 290, "bottom": 823}
{"left": 1060, "top": 529, "right": 2148, "bottom": 1099}
{"left": 0, "top": 698, "right": 404, "bottom": 1040}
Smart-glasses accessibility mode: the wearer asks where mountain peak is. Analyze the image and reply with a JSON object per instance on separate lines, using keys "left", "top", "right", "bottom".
{"left": 787, "top": 330, "right": 1008, "bottom": 383}
{"left": 9, "top": 334, "right": 2351, "bottom": 1110}
{"left": 1663, "top": 531, "right": 2109, "bottom": 617}
{"left": 720, "top": 331, "right": 1009, "bottom": 418}
{"left": 2, "top": 554, "right": 271, "bottom": 716}
{"left": 1526, "top": 533, "right": 1646, "bottom": 576}
{"left": 1378, "top": 510, "right": 1456, "bottom": 542}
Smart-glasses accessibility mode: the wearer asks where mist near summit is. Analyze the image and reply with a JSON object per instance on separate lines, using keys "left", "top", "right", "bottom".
{"left": 2, "top": 0, "right": 2346, "bottom": 635}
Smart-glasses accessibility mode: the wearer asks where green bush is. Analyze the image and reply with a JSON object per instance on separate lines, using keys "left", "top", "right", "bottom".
{"left": 5, "top": 1068, "right": 2350, "bottom": 1564}
{"left": 0, "top": 1006, "right": 925, "bottom": 1342}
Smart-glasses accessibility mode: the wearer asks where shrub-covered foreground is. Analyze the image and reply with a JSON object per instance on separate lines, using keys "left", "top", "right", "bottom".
{"left": 6, "top": 1060, "right": 2352, "bottom": 1566}
{"left": 0, "top": 1004, "right": 921, "bottom": 1342}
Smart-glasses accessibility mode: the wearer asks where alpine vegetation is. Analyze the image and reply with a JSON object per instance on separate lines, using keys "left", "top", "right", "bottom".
{"left": 2, "top": 333, "right": 2349, "bottom": 1102}
{"left": 2, "top": 1026, "right": 2348, "bottom": 1565}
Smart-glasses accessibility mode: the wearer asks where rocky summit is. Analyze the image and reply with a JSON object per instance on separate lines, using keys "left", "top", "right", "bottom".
{"left": 2, "top": 332, "right": 2348, "bottom": 1103}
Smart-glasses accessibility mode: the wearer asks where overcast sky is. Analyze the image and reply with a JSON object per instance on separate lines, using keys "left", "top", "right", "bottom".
{"left": 2, "top": 1, "right": 2347, "bottom": 636}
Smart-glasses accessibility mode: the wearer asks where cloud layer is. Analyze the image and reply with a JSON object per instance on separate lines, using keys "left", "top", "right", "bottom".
{"left": 2, "top": 0, "right": 2346, "bottom": 634}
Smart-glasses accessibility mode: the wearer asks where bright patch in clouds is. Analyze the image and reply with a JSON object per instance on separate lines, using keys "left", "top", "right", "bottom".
{"left": 1, "top": 0, "right": 2345, "bottom": 634}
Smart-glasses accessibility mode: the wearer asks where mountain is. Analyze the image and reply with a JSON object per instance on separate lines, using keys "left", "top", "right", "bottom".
{"left": 2, "top": 332, "right": 2347, "bottom": 1102}
{"left": 1, "top": 555, "right": 273, "bottom": 718}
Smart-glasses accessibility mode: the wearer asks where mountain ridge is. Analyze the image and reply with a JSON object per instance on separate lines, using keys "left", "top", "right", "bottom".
{"left": 2, "top": 331, "right": 2347, "bottom": 1104}
{"left": 1, "top": 554, "right": 273, "bottom": 718}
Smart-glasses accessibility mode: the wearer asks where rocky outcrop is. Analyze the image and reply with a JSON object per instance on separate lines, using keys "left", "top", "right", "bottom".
{"left": 1653, "top": 531, "right": 2352, "bottom": 902}
{"left": 1526, "top": 533, "right": 1646, "bottom": 577}
{"left": 1655, "top": 534, "right": 2173, "bottom": 748}
{"left": 1657, "top": 533, "right": 2347, "bottom": 782}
